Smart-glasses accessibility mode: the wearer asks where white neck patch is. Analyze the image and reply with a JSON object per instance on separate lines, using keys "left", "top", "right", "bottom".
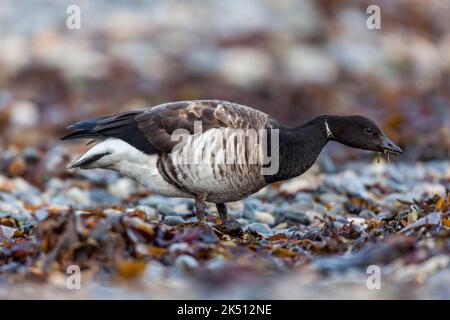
{"left": 325, "top": 119, "right": 335, "bottom": 139}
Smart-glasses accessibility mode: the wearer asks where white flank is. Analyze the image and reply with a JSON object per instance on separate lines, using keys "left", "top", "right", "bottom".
{"left": 70, "top": 138, "right": 189, "bottom": 198}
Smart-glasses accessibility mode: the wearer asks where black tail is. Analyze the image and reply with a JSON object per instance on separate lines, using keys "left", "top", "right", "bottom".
{"left": 61, "top": 110, "right": 157, "bottom": 154}
{"left": 61, "top": 116, "right": 108, "bottom": 141}
{"left": 61, "top": 110, "right": 144, "bottom": 141}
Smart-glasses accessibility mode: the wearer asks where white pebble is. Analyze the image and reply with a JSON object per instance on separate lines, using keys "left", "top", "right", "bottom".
{"left": 255, "top": 211, "right": 275, "bottom": 225}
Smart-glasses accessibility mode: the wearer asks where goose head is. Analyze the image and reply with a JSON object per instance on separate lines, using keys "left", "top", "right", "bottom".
{"left": 324, "top": 115, "right": 403, "bottom": 156}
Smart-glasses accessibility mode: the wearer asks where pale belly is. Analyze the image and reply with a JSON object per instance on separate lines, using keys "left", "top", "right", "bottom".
{"left": 113, "top": 154, "right": 191, "bottom": 199}
{"left": 170, "top": 163, "right": 267, "bottom": 203}
{"left": 120, "top": 159, "right": 266, "bottom": 203}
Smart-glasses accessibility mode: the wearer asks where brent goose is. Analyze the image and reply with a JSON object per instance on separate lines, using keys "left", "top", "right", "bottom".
{"left": 62, "top": 100, "right": 402, "bottom": 223}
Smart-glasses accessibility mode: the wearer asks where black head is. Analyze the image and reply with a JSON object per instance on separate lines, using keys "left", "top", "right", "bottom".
{"left": 324, "top": 115, "right": 402, "bottom": 156}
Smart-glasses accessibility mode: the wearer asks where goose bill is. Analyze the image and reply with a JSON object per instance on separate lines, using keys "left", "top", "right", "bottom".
{"left": 379, "top": 136, "right": 402, "bottom": 156}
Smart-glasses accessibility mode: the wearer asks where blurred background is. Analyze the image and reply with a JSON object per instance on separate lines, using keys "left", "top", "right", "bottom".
{"left": 0, "top": 0, "right": 449, "bottom": 300}
{"left": 0, "top": 0, "right": 449, "bottom": 174}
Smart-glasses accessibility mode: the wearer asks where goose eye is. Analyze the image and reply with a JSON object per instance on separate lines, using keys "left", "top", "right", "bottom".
{"left": 365, "top": 128, "right": 374, "bottom": 134}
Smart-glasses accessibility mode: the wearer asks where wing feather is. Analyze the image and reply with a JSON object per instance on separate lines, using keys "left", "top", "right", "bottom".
{"left": 135, "top": 100, "right": 275, "bottom": 153}
{"left": 62, "top": 100, "right": 276, "bottom": 155}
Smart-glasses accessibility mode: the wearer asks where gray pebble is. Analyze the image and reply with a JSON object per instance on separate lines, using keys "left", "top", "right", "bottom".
{"left": 90, "top": 188, "right": 119, "bottom": 206}
{"left": 319, "top": 193, "right": 348, "bottom": 205}
{"left": 157, "top": 203, "right": 175, "bottom": 216}
{"left": 0, "top": 194, "right": 32, "bottom": 222}
{"left": 359, "top": 209, "right": 376, "bottom": 219}
{"left": 386, "top": 180, "right": 409, "bottom": 192}
{"left": 305, "top": 210, "right": 323, "bottom": 223}
{"left": 287, "top": 202, "right": 314, "bottom": 213}
{"left": 325, "top": 172, "right": 368, "bottom": 198}
{"left": 174, "top": 210, "right": 194, "bottom": 218}
{"left": 381, "top": 193, "right": 414, "bottom": 210}
{"left": 254, "top": 211, "right": 275, "bottom": 225}
{"left": 281, "top": 211, "right": 310, "bottom": 225}
{"left": 139, "top": 195, "right": 171, "bottom": 207}
{"left": 247, "top": 223, "right": 273, "bottom": 238}
{"left": 242, "top": 202, "right": 256, "bottom": 220}
{"left": 328, "top": 204, "right": 343, "bottom": 216}
{"left": 175, "top": 254, "right": 199, "bottom": 270}
{"left": 294, "top": 192, "right": 313, "bottom": 202}
{"left": 333, "top": 221, "right": 344, "bottom": 229}
{"left": 164, "top": 215, "right": 185, "bottom": 226}
{"left": 236, "top": 218, "right": 249, "bottom": 226}
{"left": 23, "top": 147, "right": 40, "bottom": 162}
{"left": 168, "top": 242, "right": 190, "bottom": 254}
{"left": 312, "top": 203, "right": 328, "bottom": 215}
{"left": 228, "top": 210, "right": 242, "bottom": 219}
{"left": 378, "top": 211, "right": 396, "bottom": 220}
{"left": 263, "top": 188, "right": 280, "bottom": 202}
{"left": 205, "top": 257, "right": 227, "bottom": 270}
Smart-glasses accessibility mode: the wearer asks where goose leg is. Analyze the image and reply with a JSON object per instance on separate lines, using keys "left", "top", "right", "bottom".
{"left": 194, "top": 194, "right": 207, "bottom": 223}
{"left": 216, "top": 203, "right": 228, "bottom": 223}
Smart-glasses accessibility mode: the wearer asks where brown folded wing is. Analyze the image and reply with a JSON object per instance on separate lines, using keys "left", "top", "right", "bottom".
{"left": 135, "top": 100, "right": 275, "bottom": 154}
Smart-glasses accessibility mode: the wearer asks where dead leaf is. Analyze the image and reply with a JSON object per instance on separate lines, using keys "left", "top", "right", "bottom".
{"left": 267, "top": 233, "right": 288, "bottom": 241}
{"left": 442, "top": 217, "right": 450, "bottom": 227}
{"left": 145, "top": 245, "right": 168, "bottom": 259}
{"left": 435, "top": 196, "right": 447, "bottom": 212}
{"left": 407, "top": 210, "right": 419, "bottom": 225}
{"left": 116, "top": 260, "right": 147, "bottom": 279}
{"left": 272, "top": 248, "right": 297, "bottom": 258}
